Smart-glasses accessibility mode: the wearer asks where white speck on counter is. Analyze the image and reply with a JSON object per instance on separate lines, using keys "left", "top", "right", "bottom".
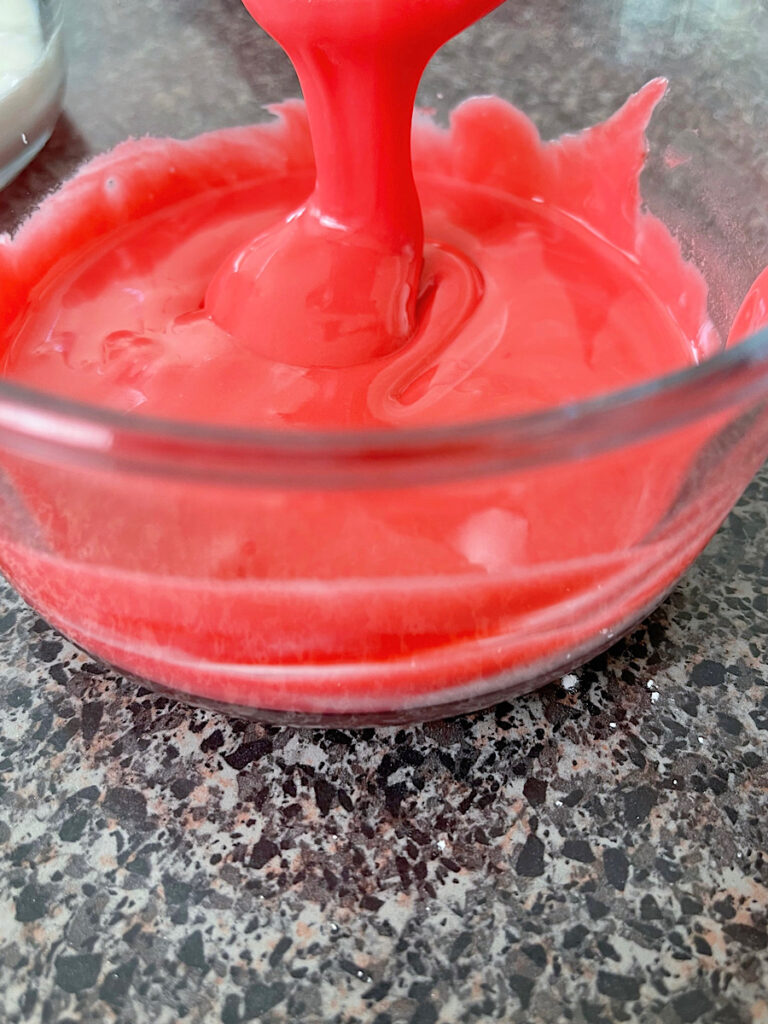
{"left": 651, "top": 691, "right": 660, "bottom": 703}
{"left": 561, "top": 673, "right": 579, "bottom": 691}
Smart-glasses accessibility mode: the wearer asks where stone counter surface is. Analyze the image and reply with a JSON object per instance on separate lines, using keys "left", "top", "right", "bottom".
{"left": 1, "top": 2, "right": 768, "bottom": 1022}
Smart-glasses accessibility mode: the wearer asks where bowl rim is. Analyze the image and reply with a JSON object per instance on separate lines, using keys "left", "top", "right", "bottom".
{"left": 0, "top": 326, "right": 766, "bottom": 485}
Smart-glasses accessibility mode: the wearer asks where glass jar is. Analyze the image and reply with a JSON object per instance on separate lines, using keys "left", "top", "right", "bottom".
{"left": 0, "top": 0, "right": 66, "bottom": 189}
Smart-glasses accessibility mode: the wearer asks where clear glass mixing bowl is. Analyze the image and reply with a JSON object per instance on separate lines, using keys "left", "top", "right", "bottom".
{"left": 0, "top": 0, "right": 766, "bottom": 724}
{"left": 0, "top": 0, "right": 65, "bottom": 189}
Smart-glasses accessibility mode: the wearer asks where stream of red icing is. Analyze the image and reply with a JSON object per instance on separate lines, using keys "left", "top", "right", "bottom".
{"left": 206, "top": 0, "right": 504, "bottom": 366}
{"left": 0, "top": 4, "right": 745, "bottom": 713}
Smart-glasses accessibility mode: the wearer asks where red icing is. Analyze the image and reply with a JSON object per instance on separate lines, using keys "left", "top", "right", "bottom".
{"left": 2, "top": 83, "right": 712, "bottom": 428}
{"left": 0, "top": 5, "right": 749, "bottom": 713}
{"left": 205, "top": 0, "right": 504, "bottom": 366}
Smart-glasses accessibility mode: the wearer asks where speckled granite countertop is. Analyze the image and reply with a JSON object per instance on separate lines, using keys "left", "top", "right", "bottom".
{"left": 1, "top": 2, "right": 768, "bottom": 1022}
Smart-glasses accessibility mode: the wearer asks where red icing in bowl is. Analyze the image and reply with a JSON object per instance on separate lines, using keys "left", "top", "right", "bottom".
{"left": 0, "top": 79, "right": 739, "bottom": 715}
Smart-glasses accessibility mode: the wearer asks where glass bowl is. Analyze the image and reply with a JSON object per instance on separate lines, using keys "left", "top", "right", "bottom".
{"left": 0, "top": 0, "right": 766, "bottom": 725}
{"left": 0, "top": 0, "right": 66, "bottom": 189}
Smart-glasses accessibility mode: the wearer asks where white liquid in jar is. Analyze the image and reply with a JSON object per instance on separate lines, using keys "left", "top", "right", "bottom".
{"left": 0, "top": 0, "right": 65, "bottom": 188}
{"left": 0, "top": 0, "right": 45, "bottom": 97}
